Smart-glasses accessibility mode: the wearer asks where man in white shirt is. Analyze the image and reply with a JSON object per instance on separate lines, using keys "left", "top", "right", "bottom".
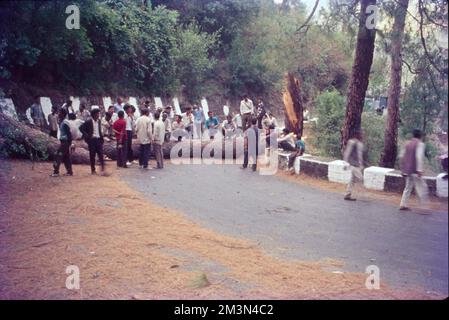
{"left": 162, "top": 112, "right": 172, "bottom": 142}
{"left": 67, "top": 113, "right": 83, "bottom": 140}
{"left": 240, "top": 95, "right": 254, "bottom": 131}
{"left": 182, "top": 107, "right": 194, "bottom": 137}
{"left": 152, "top": 112, "right": 166, "bottom": 169}
{"left": 343, "top": 129, "right": 364, "bottom": 201}
{"left": 125, "top": 105, "right": 136, "bottom": 166}
{"left": 135, "top": 108, "right": 153, "bottom": 170}
{"left": 222, "top": 115, "right": 236, "bottom": 140}
{"left": 399, "top": 129, "right": 428, "bottom": 211}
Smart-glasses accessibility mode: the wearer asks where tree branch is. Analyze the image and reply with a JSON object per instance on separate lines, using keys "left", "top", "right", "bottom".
{"left": 296, "top": 0, "right": 320, "bottom": 34}
{"left": 418, "top": 0, "right": 447, "bottom": 76}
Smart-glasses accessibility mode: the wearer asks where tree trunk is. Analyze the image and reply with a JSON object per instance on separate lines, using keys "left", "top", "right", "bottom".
{"left": 341, "top": 0, "right": 377, "bottom": 154}
{"left": 379, "top": 0, "right": 409, "bottom": 168}
{"left": 0, "top": 113, "right": 90, "bottom": 164}
{"left": 283, "top": 72, "right": 304, "bottom": 137}
{"left": 0, "top": 113, "right": 249, "bottom": 164}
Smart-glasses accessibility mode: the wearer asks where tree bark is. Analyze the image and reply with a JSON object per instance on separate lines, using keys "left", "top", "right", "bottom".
{"left": 283, "top": 72, "right": 304, "bottom": 137}
{"left": 341, "top": 0, "right": 377, "bottom": 154}
{"left": 0, "top": 113, "right": 248, "bottom": 164}
{"left": 379, "top": 0, "right": 409, "bottom": 168}
{"left": 0, "top": 113, "right": 90, "bottom": 164}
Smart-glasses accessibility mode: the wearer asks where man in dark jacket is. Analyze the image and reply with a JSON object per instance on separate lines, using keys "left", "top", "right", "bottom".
{"left": 80, "top": 108, "right": 105, "bottom": 175}
{"left": 399, "top": 129, "right": 428, "bottom": 210}
{"left": 51, "top": 108, "right": 74, "bottom": 177}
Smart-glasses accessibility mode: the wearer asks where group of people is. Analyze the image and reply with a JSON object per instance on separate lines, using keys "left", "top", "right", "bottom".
{"left": 30, "top": 95, "right": 437, "bottom": 211}
{"left": 34, "top": 96, "right": 281, "bottom": 177}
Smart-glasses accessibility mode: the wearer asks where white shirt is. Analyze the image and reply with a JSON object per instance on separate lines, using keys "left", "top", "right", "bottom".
{"left": 93, "top": 119, "right": 101, "bottom": 138}
{"left": 153, "top": 120, "right": 166, "bottom": 145}
{"left": 135, "top": 115, "right": 153, "bottom": 145}
{"left": 233, "top": 114, "right": 243, "bottom": 128}
{"left": 240, "top": 99, "right": 254, "bottom": 115}
{"left": 68, "top": 119, "right": 83, "bottom": 140}
{"left": 126, "top": 114, "right": 135, "bottom": 131}
{"left": 182, "top": 113, "right": 194, "bottom": 126}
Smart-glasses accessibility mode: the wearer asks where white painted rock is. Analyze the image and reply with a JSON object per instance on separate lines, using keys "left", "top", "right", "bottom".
{"left": 328, "top": 160, "right": 352, "bottom": 184}
{"left": 364, "top": 166, "right": 395, "bottom": 191}
{"left": 40, "top": 97, "right": 52, "bottom": 125}
{"left": 103, "top": 97, "right": 112, "bottom": 110}
{"left": 436, "top": 173, "right": 448, "bottom": 198}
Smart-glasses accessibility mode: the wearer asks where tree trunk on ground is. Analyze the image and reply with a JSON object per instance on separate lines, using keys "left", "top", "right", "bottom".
{"left": 283, "top": 72, "right": 304, "bottom": 137}
{"left": 0, "top": 113, "right": 248, "bottom": 164}
{"left": 379, "top": 0, "right": 409, "bottom": 168}
{"left": 0, "top": 113, "right": 90, "bottom": 164}
{"left": 341, "top": 0, "right": 377, "bottom": 154}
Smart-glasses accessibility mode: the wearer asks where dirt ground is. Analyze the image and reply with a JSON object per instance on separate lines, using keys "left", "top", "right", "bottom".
{"left": 0, "top": 160, "right": 444, "bottom": 300}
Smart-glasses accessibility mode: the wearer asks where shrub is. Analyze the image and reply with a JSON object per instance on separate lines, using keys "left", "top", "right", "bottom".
{"left": 311, "top": 89, "right": 346, "bottom": 158}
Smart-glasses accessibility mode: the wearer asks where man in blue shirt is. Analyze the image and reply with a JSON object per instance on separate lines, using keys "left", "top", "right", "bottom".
{"left": 205, "top": 111, "right": 219, "bottom": 140}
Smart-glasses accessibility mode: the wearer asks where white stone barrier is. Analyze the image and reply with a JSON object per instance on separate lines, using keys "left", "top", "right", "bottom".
{"left": 436, "top": 173, "right": 448, "bottom": 198}
{"left": 363, "top": 167, "right": 395, "bottom": 191}
{"left": 328, "top": 160, "right": 352, "bottom": 184}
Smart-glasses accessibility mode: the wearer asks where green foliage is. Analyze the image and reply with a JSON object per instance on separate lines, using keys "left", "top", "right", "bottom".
{"left": 0, "top": 125, "right": 48, "bottom": 161}
{"left": 311, "top": 89, "right": 346, "bottom": 158}
{"left": 400, "top": 70, "right": 447, "bottom": 137}
{"left": 173, "top": 23, "right": 219, "bottom": 101}
{"left": 226, "top": 1, "right": 351, "bottom": 101}
{"left": 361, "top": 112, "right": 385, "bottom": 165}
{"left": 311, "top": 90, "right": 386, "bottom": 165}
{"left": 0, "top": 0, "right": 217, "bottom": 96}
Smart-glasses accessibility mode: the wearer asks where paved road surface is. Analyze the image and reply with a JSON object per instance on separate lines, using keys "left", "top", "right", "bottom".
{"left": 121, "top": 164, "right": 448, "bottom": 296}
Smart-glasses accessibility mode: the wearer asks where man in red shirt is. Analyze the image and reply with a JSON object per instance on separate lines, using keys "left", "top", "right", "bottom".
{"left": 113, "top": 110, "right": 128, "bottom": 168}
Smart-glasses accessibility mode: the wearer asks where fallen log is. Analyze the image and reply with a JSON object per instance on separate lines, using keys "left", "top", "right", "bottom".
{"left": 1, "top": 112, "right": 252, "bottom": 164}
{"left": 0, "top": 113, "right": 90, "bottom": 164}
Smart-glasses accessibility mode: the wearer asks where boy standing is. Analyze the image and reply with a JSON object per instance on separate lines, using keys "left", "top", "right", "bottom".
{"left": 113, "top": 111, "right": 128, "bottom": 168}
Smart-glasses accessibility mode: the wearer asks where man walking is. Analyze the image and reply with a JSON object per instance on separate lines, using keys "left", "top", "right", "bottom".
{"left": 399, "top": 129, "right": 428, "bottom": 211}
{"left": 51, "top": 109, "right": 73, "bottom": 177}
{"left": 240, "top": 95, "right": 254, "bottom": 131}
{"left": 153, "top": 112, "right": 165, "bottom": 169}
{"left": 80, "top": 108, "right": 105, "bottom": 175}
{"left": 343, "top": 129, "right": 364, "bottom": 201}
{"left": 136, "top": 108, "right": 153, "bottom": 170}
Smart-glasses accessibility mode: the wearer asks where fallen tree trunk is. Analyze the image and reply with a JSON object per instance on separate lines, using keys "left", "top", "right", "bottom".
{"left": 1, "top": 113, "right": 250, "bottom": 164}
{"left": 0, "top": 113, "right": 90, "bottom": 164}
{"left": 101, "top": 137, "right": 247, "bottom": 160}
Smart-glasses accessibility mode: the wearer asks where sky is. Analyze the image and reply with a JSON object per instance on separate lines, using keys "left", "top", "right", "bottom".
{"left": 273, "top": 0, "right": 329, "bottom": 12}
